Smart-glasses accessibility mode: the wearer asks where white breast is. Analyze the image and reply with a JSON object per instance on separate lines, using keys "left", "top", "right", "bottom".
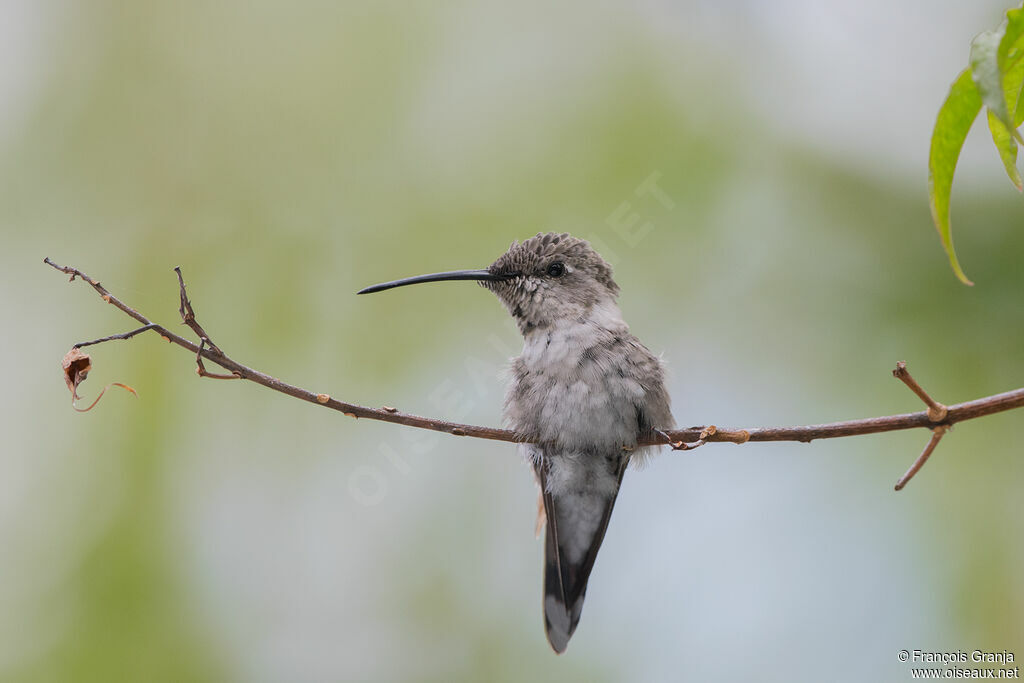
{"left": 515, "top": 301, "right": 644, "bottom": 450}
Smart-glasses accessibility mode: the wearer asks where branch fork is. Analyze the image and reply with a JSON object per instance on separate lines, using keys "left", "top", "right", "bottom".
{"left": 891, "top": 361, "right": 951, "bottom": 491}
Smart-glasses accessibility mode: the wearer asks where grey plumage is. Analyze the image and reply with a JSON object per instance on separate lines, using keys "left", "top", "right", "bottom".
{"left": 482, "top": 233, "right": 674, "bottom": 653}
{"left": 358, "top": 231, "right": 674, "bottom": 654}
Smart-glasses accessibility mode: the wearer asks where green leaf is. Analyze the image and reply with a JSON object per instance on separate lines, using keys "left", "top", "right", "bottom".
{"left": 992, "top": 10, "right": 1024, "bottom": 188}
{"left": 1002, "top": 7, "right": 1024, "bottom": 128}
{"left": 970, "top": 33, "right": 1019, "bottom": 145}
{"left": 1017, "top": 75, "right": 1024, "bottom": 126}
{"left": 972, "top": 7, "right": 1024, "bottom": 141}
{"left": 987, "top": 109, "right": 1023, "bottom": 191}
{"left": 1017, "top": 74, "right": 1024, "bottom": 126}
{"left": 928, "top": 68, "right": 982, "bottom": 286}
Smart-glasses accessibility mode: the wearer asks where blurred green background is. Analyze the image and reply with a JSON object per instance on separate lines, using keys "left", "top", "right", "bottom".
{"left": 2, "top": 1, "right": 1023, "bottom": 681}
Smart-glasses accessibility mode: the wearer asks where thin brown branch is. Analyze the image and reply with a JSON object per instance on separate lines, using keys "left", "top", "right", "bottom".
{"left": 894, "top": 426, "right": 947, "bottom": 491}
{"left": 193, "top": 338, "right": 241, "bottom": 380}
{"left": 175, "top": 266, "right": 224, "bottom": 356}
{"left": 74, "top": 323, "right": 162, "bottom": 348}
{"left": 45, "top": 258, "right": 1024, "bottom": 465}
{"left": 893, "top": 360, "right": 948, "bottom": 421}
{"left": 890, "top": 361, "right": 951, "bottom": 489}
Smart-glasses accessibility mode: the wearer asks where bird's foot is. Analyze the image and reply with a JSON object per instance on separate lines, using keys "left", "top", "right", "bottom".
{"left": 654, "top": 428, "right": 707, "bottom": 451}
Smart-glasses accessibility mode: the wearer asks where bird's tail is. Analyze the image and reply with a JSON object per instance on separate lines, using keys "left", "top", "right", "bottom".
{"left": 537, "top": 456, "right": 626, "bottom": 654}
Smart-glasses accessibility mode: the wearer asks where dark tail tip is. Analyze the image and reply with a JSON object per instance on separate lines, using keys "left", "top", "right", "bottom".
{"left": 543, "top": 595, "right": 579, "bottom": 654}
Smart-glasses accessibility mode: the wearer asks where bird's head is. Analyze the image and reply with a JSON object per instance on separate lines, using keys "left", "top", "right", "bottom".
{"left": 358, "top": 232, "right": 619, "bottom": 335}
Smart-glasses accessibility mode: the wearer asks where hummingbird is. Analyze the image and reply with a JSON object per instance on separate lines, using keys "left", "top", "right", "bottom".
{"left": 358, "top": 232, "right": 675, "bottom": 653}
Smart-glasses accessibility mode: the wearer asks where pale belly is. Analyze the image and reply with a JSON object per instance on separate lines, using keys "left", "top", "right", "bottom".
{"left": 532, "top": 372, "right": 644, "bottom": 448}
{"left": 509, "top": 326, "right": 648, "bottom": 452}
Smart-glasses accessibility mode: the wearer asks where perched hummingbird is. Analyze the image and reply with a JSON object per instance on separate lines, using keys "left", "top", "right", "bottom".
{"left": 358, "top": 232, "right": 674, "bottom": 653}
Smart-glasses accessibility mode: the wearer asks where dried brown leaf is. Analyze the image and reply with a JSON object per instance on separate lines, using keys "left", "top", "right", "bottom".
{"left": 61, "top": 347, "right": 91, "bottom": 400}
{"left": 61, "top": 346, "right": 137, "bottom": 412}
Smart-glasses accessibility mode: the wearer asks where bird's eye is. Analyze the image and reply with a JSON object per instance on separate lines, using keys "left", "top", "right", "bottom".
{"left": 546, "top": 261, "right": 565, "bottom": 277}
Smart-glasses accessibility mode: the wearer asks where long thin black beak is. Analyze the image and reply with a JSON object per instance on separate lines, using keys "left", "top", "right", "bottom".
{"left": 357, "top": 269, "right": 512, "bottom": 294}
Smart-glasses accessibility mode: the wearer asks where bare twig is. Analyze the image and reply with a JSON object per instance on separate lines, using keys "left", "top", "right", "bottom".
{"left": 893, "top": 360, "right": 948, "bottom": 421}
{"left": 174, "top": 266, "right": 223, "bottom": 356}
{"left": 74, "top": 324, "right": 162, "bottom": 349}
{"left": 45, "top": 258, "right": 1024, "bottom": 480}
{"left": 193, "top": 338, "right": 241, "bottom": 380}
{"left": 890, "top": 361, "right": 952, "bottom": 490}
{"left": 894, "top": 426, "right": 947, "bottom": 491}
